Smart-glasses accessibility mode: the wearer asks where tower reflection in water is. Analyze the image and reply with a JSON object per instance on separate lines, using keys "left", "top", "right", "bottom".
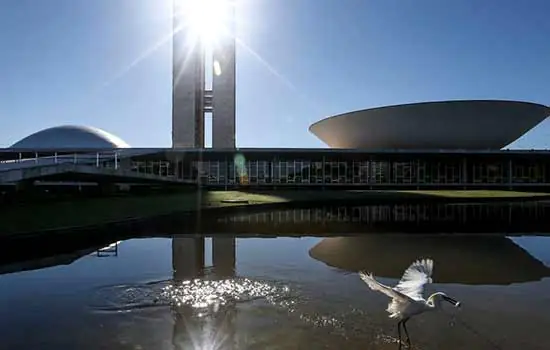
{"left": 171, "top": 236, "right": 236, "bottom": 349}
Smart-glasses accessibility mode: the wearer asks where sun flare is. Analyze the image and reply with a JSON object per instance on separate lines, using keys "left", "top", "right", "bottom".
{"left": 176, "top": 0, "right": 233, "bottom": 46}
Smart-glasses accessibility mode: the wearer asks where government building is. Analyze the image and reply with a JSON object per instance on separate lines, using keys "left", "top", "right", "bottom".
{"left": 1, "top": 99, "right": 550, "bottom": 191}
{"left": 1, "top": 0, "right": 550, "bottom": 191}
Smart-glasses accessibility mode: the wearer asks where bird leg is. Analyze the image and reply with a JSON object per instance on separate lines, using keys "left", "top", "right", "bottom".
{"left": 397, "top": 320, "right": 403, "bottom": 349}
{"left": 402, "top": 318, "right": 411, "bottom": 348}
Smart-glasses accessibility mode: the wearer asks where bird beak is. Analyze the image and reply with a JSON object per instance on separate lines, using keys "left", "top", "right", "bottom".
{"left": 442, "top": 295, "right": 461, "bottom": 307}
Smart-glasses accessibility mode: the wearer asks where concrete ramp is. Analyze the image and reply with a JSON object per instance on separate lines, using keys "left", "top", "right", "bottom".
{"left": 0, "top": 163, "right": 194, "bottom": 185}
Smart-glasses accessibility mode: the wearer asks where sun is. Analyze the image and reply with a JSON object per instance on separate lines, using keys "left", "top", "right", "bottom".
{"left": 176, "top": 0, "right": 233, "bottom": 47}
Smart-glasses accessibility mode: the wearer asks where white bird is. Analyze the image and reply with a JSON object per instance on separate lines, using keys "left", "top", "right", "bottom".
{"left": 359, "top": 258, "right": 461, "bottom": 348}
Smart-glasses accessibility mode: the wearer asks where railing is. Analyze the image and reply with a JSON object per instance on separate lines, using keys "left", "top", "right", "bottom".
{"left": 0, "top": 151, "right": 123, "bottom": 172}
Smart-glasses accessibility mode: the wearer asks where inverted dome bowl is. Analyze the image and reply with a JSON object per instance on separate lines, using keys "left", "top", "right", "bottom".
{"left": 309, "top": 100, "right": 550, "bottom": 150}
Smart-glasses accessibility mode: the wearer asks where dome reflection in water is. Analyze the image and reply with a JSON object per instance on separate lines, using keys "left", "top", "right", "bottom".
{"left": 309, "top": 235, "right": 550, "bottom": 285}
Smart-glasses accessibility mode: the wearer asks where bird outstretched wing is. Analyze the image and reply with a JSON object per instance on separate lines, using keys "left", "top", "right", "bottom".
{"left": 393, "top": 258, "right": 434, "bottom": 301}
{"left": 358, "top": 271, "right": 409, "bottom": 302}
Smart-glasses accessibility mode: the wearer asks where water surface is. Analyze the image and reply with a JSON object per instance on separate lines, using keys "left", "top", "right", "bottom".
{"left": 1, "top": 233, "right": 550, "bottom": 349}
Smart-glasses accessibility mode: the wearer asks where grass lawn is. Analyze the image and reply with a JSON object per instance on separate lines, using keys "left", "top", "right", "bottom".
{"left": 0, "top": 191, "right": 289, "bottom": 236}
{"left": 1, "top": 189, "right": 548, "bottom": 236}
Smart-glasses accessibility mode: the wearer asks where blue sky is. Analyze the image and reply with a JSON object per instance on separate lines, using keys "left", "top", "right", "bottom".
{"left": 1, "top": 0, "right": 549, "bottom": 148}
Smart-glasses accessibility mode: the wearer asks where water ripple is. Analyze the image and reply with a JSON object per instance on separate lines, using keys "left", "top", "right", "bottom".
{"left": 89, "top": 277, "right": 358, "bottom": 337}
{"left": 90, "top": 277, "right": 292, "bottom": 314}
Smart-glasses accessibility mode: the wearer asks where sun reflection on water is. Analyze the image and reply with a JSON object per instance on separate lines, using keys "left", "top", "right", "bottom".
{"left": 161, "top": 278, "right": 291, "bottom": 312}
{"left": 89, "top": 276, "right": 366, "bottom": 348}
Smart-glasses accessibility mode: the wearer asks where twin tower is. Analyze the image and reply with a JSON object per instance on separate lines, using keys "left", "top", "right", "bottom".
{"left": 171, "top": 1, "right": 236, "bottom": 149}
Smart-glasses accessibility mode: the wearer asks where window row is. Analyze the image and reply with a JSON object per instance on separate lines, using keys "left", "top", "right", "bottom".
{"left": 160, "top": 159, "right": 550, "bottom": 185}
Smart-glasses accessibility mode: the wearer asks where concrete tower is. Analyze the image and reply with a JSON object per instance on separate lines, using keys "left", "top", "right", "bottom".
{"left": 212, "top": 5, "right": 236, "bottom": 149}
{"left": 172, "top": 4, "right": 205, "bottom": 149}
{"left": 172, "top": 0, "right": 236, "bottom": 149}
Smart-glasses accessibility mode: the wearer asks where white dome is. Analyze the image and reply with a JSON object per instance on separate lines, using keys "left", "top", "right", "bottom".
{"left": 10, "top": 125, "right": 130, "bottom": 149}
{"left": 309, "top": 100, "right": 550, "bottom": 150}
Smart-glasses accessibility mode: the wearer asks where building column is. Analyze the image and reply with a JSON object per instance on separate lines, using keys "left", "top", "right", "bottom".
{"left": 175, "top": 156, "right": 181, "bottom": 180}
{"left": 462, "top": 158, "right": 468, "bottom": 189}
{"left": 388, "top": 160, "right": 393, "bottom": 185}
{"left": 416, "top": 160, "right": 420, "bottom": 189}
{"left": 224, "top": 155, "right": 229, "bottom": 190}
{"left": 508, "top": 159, "right": 513, "bottom": 189}
{"left": 322, "top": 155, "right": 326, "bottom": 189}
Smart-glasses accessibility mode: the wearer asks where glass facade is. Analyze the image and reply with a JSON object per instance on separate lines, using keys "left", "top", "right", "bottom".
{"left": 131, "top": 160, "right": 173, "bottom": 177}
{"left": 125, "top": 153, "right": 550, "bottom": 188}
{"left": 3, "top": 150, "right": 548, "bottom": 189}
